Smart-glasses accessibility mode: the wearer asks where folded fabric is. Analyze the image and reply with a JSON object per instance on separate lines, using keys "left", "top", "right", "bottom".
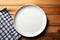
{"left": 0, "top": 8, "right": 21, "bottom": 40}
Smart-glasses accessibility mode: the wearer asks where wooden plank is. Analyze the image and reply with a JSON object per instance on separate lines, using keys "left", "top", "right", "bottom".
{"left": 20, "top": 33, "right": 60, "bottom": 40}
{"left": 0, "top": 0, "right": 60, "bottom": 5}
{"left": 0, "top": 6, "right": 21, "bottom": 12}
{"left": 20, "top": 37, "right": 60, "bottom": 40}
{"left": 9, "top": 11, "right": 60, "bottom": 15}
{"left": 0, "top": 6, "right": 60, "bottom": 15}
{"left": 42, "top": 7, "right": 60, "bottom": 15}
{"left": 47, "top": 15, "right": 60, "bottom": 25}
{"left": 45, "top": 26, "right": 60, "bottom": 33}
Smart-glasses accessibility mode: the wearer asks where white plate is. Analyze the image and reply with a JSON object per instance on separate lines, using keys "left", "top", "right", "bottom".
{"left": 14, "top": 4, "right": 47, "bottom": 37}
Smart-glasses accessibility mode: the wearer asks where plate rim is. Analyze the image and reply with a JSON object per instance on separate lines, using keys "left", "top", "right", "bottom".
{"left": 14, "top": 4, "right": 47, "bottom": 37}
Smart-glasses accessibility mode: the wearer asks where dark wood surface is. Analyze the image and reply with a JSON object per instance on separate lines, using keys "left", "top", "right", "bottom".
{"left": 0, "top": 0, "right": 60, "bottom": 40}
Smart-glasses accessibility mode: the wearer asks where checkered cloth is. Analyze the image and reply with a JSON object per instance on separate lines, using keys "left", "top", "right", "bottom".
{"left": 0, "top": 8, "right": 21, "bottom": 40}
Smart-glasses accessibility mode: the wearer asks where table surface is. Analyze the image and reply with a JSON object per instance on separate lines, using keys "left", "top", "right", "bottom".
{"left": 0, "top": 0, "right": 60, "bottom": 40}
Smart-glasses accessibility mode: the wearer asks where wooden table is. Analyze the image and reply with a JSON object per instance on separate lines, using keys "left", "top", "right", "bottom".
{"left": 0, "top": 0, "right": 60, "bottom": 40}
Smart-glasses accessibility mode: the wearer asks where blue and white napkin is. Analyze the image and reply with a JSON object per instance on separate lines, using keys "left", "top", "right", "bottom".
{"left": 0, "top": 8, "right": 21, "bottom": 40}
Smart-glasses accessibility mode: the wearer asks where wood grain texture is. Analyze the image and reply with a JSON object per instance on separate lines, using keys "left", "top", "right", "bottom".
{"left": 0, "top": 0, "right": 60, "bottom": 40}
{"left": 0, "top": 6, "right": 60, "bottom": 15}
{"left": 20, "top": 33, "right": 60, "bottom": 40}
{"left": 0, "top": 0, "right": 60, "bottom": 5}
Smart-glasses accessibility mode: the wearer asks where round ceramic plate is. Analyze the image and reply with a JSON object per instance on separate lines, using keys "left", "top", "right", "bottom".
{"left": 14, "top": 5, "right": 47, "bottom": 37}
